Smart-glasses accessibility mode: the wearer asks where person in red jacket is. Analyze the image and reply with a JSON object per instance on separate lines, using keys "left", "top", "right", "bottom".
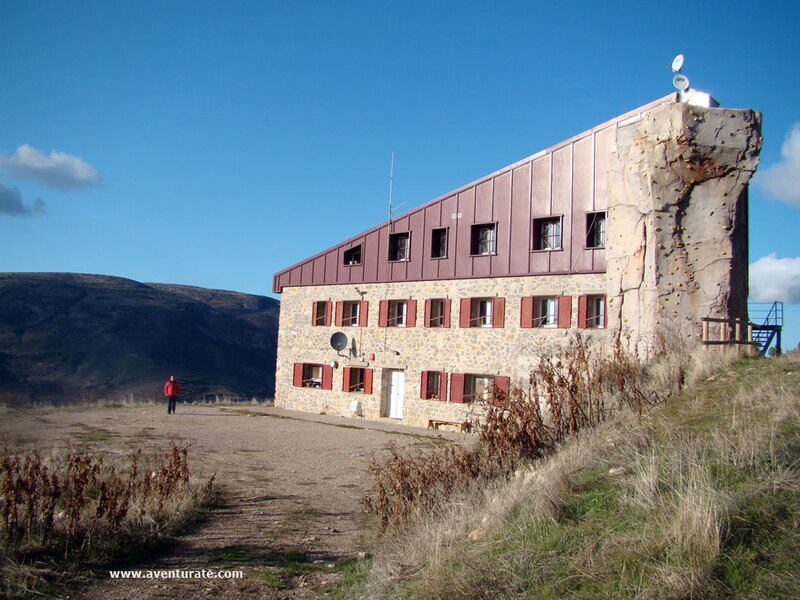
{"left": 164, "top": 375, "right": 180, "bottom": 414}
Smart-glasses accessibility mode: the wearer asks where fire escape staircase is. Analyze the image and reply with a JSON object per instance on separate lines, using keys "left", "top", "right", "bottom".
{"left": 748, "top": 302, "right": 783, "bottom": 357}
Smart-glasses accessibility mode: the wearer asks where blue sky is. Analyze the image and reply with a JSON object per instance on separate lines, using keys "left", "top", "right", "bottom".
{"left": 1, "top": 1, "right": 798, "bottom": 349}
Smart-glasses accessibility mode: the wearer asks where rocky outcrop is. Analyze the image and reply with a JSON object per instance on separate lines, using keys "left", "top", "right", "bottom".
{"left": 606, "top": 103, "right": 761, "bottom": 352}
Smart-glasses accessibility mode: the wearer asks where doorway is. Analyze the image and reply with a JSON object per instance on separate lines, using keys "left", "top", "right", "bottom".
{"left": 385, "top": 369, "right": 405, "bottom": 419}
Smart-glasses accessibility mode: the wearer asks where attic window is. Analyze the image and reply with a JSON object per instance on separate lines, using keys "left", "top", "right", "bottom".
{"left": 533, "top": 217, "right": 562, "bottom": 251}
{"left": 470, "top": 223, "right": 496, "bottom": 255}
{"left": 343, "top": 245, "right": 362, "bottom": 266}
{"left": 388, "top": 232, "right": 410, "bottom": 262}
{"left": 431, "top": 227, "right": 448, "bottom": 259}
{"left": 586, "top": 211, "right": 606, "bottom": 248}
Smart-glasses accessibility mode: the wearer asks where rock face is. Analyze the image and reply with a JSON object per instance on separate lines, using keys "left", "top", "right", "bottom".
{"left": 0, "top": 273, "right": 279, "bottom": 403}
{"left": 605, "top": 103, "right": 762, "bottom": 352}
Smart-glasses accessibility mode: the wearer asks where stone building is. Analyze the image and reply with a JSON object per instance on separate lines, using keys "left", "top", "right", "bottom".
{"left": 272, "top": 93, "right": 761, "bottom": 428}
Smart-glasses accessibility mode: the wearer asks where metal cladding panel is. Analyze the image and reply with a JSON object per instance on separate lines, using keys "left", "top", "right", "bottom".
{"left": 571, "top": 137, "right": 594, "bottom": 273}
{"left": 475, "top": 180, "right": 493, "bottom": 223}
{"left": 455, "top": 188, "right": 476, "bottom": 279}
{"left": 364, "top": 230, "right": 380, "bottom": 283}
{"left": 492, "top": 171, "right": 512, "bottom": 276}
{"left": 438, "top": 195, "right": 457, "bottom": 279}
{"left": 272, "top": 94, "right": 677, "bottom": 292}
{"left": 532, "top": 155, "right": 551, "bottom": 213}
{"left": 593, "top": 126, "right": 615, "bottom": 210}
{"left": 325, "top": 250, "right": 338, "bottom": 283}
{"left": 549, "top": 146, "right": 572, "bottom": 273}
{"left": 408, "top": 211, "right": 425, "bottom": 280}
{"left": 510, "top": 164, "right": 532, "bottom": 274}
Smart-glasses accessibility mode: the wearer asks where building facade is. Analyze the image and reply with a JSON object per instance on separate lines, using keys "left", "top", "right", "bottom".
{"left": 272, "top": 94, "right": 761, "bottom": 428}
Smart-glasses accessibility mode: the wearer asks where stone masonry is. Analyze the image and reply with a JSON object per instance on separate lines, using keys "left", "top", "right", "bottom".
{"left": 275, "top": 274, "right": 606, "bottom": 428}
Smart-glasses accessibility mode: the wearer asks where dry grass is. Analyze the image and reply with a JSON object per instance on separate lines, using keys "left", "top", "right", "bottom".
{"left": 350, "top": 347, "right": 799, "bottom": 600}
{"left": 0, "top": 444, "right": 215, "bottom": 598}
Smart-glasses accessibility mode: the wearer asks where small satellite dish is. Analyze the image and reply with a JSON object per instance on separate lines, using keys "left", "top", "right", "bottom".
{"left": 673, "top": 74, "right": 690, "bottom": 91}
{"left": 671, "top": 54, "right": 684, "bottom": 73}
{"left": 330, "top": 332, "right": 348, "bottom": 351}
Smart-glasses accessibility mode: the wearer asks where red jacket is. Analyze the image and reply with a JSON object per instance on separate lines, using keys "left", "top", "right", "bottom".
{"left": 164, "top": 379, "right": 180, "bottom": 397}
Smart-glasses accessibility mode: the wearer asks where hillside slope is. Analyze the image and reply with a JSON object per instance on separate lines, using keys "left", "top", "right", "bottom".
{"left": 352, "top": 352, "right": 800, "bottom": 600}
{"left": 0, "top": 273, "right": 279, "bottom": 403}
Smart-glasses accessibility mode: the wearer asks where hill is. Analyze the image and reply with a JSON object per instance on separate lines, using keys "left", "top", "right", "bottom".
{"left": 0, "top": 273, "right": 279, "bottom": 403}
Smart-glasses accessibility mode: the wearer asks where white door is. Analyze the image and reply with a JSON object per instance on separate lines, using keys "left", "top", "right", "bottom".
{"left": 387, "top": 370, "right": 405, "bottom": 419}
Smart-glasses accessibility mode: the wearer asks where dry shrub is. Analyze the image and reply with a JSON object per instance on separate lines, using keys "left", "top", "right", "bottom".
{"left": 365, "top": 334, "right": 662, "bottom": 531}
{"left": 0, "top": 443, "right": 212, "bottom": 565}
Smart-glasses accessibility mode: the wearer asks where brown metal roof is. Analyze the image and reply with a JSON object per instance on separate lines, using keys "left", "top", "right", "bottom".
{"left": 273, "top": 94, "right": 677, "bottom": 293}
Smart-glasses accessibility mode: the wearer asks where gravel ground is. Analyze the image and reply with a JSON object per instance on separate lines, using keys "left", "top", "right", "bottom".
{"left": 0, "top": 401, "right": 469, "bottom": 599}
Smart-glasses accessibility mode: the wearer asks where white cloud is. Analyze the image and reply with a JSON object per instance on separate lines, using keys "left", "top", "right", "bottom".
{"left": 749, "top": 253, "right": 800, "bottom": 303}
{"left": 756, "top": 123, "right": 800, "bottom": 204}
{"left": 0, "top": 181, "right": 45, "bottom": 217}
{"left": 0, "top": 144, "right": 101, "bottom": 191}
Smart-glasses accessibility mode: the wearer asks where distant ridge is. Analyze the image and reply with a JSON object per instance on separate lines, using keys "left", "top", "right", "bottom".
{"left": 0, "top": 273, "right": 279, "bottom": 404}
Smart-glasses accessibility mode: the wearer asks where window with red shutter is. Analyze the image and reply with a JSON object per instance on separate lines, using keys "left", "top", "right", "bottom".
{"left": 363, "top": 369, "right": 373, "bottom": 394}
{"left": 459, "top": 298, "right": 471, "bottom": 328}
{"left": 420, "top": 371, "right": 428, "bottom": 399}
{"left": 492, "top": 297, "right": 505, "bottom": 328}
{"left": 321, "top": 365, "right": 333, "bottom": 390}
{"left": 378, "top": 300, "right": 389, "bottom": 327}
{"left": 358, "top": 301, "right": 369, "bottom": 327}
{"left": 577, "top": 295, "right": 588, "bottom": 328}
{"left": 520, "top": 296, "right": 534, "bottom": 328}
{"left": 557, "top": 296, "right": 572, "bottom": 328}
{"left": 334, "top": 301, "right": 344, "bottom": 327}
{"left": 450, "top": 373, "right": 465, "bottom": 403}
{"left": 406, "top": 300, "right": 417, "bottom": 327}
{"left": 292, "top": 363, "right": 303, "bottom": 387}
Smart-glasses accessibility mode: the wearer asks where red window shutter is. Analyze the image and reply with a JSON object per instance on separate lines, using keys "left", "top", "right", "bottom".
{"left": 359, "top": 300, "right": 369, "bottom": 327}
{"left": 439, "top": 372, "right": 448, "bottom": 402}
{"left": 450, "top": 373, "right": 465, "bottom": 403}
{"left": 420, "top": 371, "right": 428, "bottom": 399}
{"left": 292, "top": 363, "right": 303, "bottom": 387}
{"left": 342, "top": 367, "right": 351, "bottom": 392}
{"left": 423, "top": 299, "right": 431, "bottom": 327}
{"left": 459, "top": 298, "right": 471, "bottom": 328}
{"left": 520, "top": 296, "right": 533, "bottom": 328}
{"left": 325, "top": 301, "right": 332, "bottom": 326}
{"left": 406, "top": 300, "right": 417, "bottom": 327}
{"left": 443, "top": 299, "right": 452, "bottom": 328}
{"left": 492, "top": 297, "right": 505, "bottom": 328}
{"left": 334, "top": 301, "right": 344, "bottom": 326}
{"left": 321, "top": 365, "right": 333, "bottom": 390}
{"left": 363, "top": 369, "right": 373, "bottom": 394}
{"left": 577, "top": 295, "right": 588, "bottom": 329}
{"left": 311, "top": 302, "right": 318, "bottom": 325}
{"left": 557, "top": 296, "right": 572, "bottom": 329}
{"left": 378, "top": 300, "right": 389, "bottom": 327}
{"left": 495, "top": 376, "right": 510, "bottom": 397}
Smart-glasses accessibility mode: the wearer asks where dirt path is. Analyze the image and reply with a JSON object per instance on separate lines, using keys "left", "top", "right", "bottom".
{"left": 0, "top": 403, "right": 467, "bottom": 598}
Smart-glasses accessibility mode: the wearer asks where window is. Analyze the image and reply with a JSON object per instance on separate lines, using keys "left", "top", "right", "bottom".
{"left": 302, "top": 364, "right": 322, "bottom": 388}
{"left": 343, "top": 245, "right": 362, "bottom": 266}
{"left": 470, "top": 223, "right": 496, "bottom": 255}
{"left": 426, "top": 298, "right": 449, "bottom": 328}
{"left": 533, "top": 217, "right": 562, "bottom": 251}
{"left": 460, "top": 297, "right": 505, "bottom": 328}
{"left": 586, "top": 211, "right": 606, "bottom": 248}
{"left": 312, "top": 301, "right": 331, "bottom": 326}
{"left": 533, "top": 297, "right": 558, "bottom": 328}
{"left": 343, "top": 367, "right": 373, "bottom": 394}
{"left": 579, "top": 294, "right": 606, "bottom": 329}
{"left": 379, "top": 299, "right": 417, "bottom": 327}
{"left": 388, "top": 232, "right": 410, "bottom": 261}
{"left": 521, "top": 296, "right": 572, "bottom": 329}
{"left": 421, "top": 371, "right": 446, "bottom": 400}
{"left": 292, "top": 363, "right": 332, "bottom": 390}
{"left": 342, "top": 301, "right": 360, "bottom": 326}
{"left": 471, "top": 298, "right": 493, "bottom": 327}
{"left": 450, "top": 373, "right": 509, "bottom": 403}
{"left": 431, "top": 227, "right": 448, "bottom": 259}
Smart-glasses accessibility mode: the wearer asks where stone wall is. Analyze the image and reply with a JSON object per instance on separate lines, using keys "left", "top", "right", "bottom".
{"left": 275, "top": 273, "right": 607, "bottom": 428}
{"left": 606, "top": 103, "right": 761, "bottom": 353}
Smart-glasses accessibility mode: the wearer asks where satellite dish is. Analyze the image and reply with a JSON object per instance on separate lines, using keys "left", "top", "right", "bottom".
{"left": 673, "top": 74, "right": 690, "bottom": 91}
{"left": 671, "top": 54, "right": 684, "bottom": 72}
{"left": 330, "top": 332, "right": 348, "bottom": 351}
